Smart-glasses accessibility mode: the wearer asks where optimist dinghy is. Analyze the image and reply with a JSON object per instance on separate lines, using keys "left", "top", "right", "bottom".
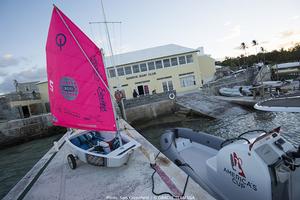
{"left": 160, "top": 127, "right": 300, "bottom": 200}
{"left": 46, "top": 6, "right": 140, "bottom": 169}
{"left": 65, "top": 129, "right": 140, "bottom": 168}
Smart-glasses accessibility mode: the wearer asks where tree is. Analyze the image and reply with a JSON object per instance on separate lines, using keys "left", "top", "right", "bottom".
{"left": 240, "top": 42, "right": 247, "bottom": 65}
{"left": 252, "top": 40, "right": 259, "bottom": 63}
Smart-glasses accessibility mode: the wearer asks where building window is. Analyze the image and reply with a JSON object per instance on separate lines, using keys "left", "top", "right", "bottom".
{"left": 117, "top": 67, "right": 125, "bottom": 76}
{"left": 148, "top": 62, "right": 155, "bottom": 71}
{"left": 180, "top": 75, "right": 196, "bottom": 87}
{"left": 179, "top": 56, "right": 186, "bottom": 65}
{"left": 109, "top": 69, "right": 116, "bottom": 78}
{"left": 186, "top": 54, "right": 193, "bottom": 63}
{"left": 140, "top": 63, "right": 147, "bottom": 72}
{"left": 155, "top": 60, "right": 163, "bottom": 69}
{"left": 132, "top": 65, "right": 140, "bottom": 73}
{"left": 124, "top": 66, "right": 132, "bottom": 75}
{"left": 162, "top": 80, "right": 173, "bottom": 92}
{"left": 163, "top": 59, "right": 171, "bottom": 68}
{"left": 171, "top": 57, "right": 178, "bottom": 66}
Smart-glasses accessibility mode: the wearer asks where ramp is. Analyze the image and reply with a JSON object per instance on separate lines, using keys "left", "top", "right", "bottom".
{"left": 176, "top": 92, "right": 249, "bottom": 119}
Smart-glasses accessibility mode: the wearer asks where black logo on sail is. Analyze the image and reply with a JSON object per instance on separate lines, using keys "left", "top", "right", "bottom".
{"left": 56, "top": 33, "right": 66, "bottom": 50}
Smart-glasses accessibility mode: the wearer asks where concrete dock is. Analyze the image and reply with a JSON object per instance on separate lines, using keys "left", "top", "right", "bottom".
{"left": 176, "top": 92, "right": 248, "bottom": 119}
{"left": 4, "top": 119, "right": 214, "bottom": 200}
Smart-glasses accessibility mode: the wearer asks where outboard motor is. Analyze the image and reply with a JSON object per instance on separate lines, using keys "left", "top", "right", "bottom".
{"left": 207, "top": 128, "right": 300, "bottom": 200}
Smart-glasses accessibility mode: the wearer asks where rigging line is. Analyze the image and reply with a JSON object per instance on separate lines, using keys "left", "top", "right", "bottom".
{"left": 100, "top": 0, "right": 123, "bottom": 89}
{"left": 100, "top": 0, "right": 117, "bottom": 67}
{"left": 89, "top": 21, "right": 95, "bottom": 44}
{"left": 112, "top": 23, "right": 117, "bottom": 65}
{"left": 119, "top": 22, "right": 122, "bottom": 55}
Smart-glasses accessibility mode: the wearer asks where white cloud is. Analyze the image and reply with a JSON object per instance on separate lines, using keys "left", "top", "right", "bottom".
{"left": 0, "top": 54, "right": 27, "bottom": 68}
{"left": 0, "top": 67, "right": 46, "bottom": 94}
{"left": 224, "top": 21, "right": 231, "bottom": 26}
{"left": 289, "top": 15, "right": 299, "bottom": 20}
{"left": 218, "top": 25, "right": 241, "bottom": 42}
{"left": 3, "top": 54, "right": 13, "bottom": 59}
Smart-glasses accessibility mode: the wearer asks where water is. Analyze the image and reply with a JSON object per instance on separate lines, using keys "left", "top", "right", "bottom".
{"left": 0, "top": 134, "right": 63, "bottom": 199}
{"left": 134, "top": 111, "right": 300, "bottom": 150}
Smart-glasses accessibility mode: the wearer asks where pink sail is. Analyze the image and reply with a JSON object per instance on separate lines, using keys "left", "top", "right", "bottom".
{"left": 46, "top": 6, "right": 116, "bottom": 131}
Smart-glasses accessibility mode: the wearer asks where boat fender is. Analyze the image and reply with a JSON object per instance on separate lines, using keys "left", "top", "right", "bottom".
{"left": 168, "top": 93, "right": 176, "bottom": 100}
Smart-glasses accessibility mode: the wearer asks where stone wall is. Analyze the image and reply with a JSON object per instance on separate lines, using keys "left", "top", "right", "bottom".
{"left": 124, "top": 100, "right": 175, "bottom": 123}
{"left": 123, "top": 91, "right": 176, "bottom": 109}
{"left": 0, "top": 114, "right": 65, "bottom": 149}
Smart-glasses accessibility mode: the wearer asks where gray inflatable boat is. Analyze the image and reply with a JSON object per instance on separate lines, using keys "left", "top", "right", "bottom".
{"left": 160, "top": 127, "right": 300, "bottom": 200}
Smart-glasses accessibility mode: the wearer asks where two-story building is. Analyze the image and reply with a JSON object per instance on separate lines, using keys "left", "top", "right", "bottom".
{"left": 105, "top": 44, "right": 215, "bottom": 99}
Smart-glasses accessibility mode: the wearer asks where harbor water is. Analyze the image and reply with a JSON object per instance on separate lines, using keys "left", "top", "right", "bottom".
{"left": 135, "top": 111, "right": 300, "bottom": 150}
{"left": 0, "top": 134, "right": 63, "bottom": 199}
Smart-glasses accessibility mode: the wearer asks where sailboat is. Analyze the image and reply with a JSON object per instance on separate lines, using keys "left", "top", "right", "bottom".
{"left": 46, "top": 5, "right": 140, "bottom": 169}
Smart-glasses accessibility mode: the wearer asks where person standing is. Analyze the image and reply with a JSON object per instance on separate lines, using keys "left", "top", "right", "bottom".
{"left": 133, "top": 89, "right": 138, "bottom": 98}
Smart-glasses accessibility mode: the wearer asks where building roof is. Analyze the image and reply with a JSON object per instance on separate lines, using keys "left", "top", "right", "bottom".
{"left": 36, "top": 79, "right": 48, "bottom": 84}
{"left": 104, "top": 44, "right": 198, "bottom": 68}
{"left": 17, "top": 81, "right": 39, "bottom": 85}
{"left": 277, "top": 62, "right": 300, "bottom": 69}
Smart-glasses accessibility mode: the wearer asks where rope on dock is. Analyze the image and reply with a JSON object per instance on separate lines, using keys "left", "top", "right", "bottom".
{"left": 150, "top": 152, "right": 190, "bottom": 198}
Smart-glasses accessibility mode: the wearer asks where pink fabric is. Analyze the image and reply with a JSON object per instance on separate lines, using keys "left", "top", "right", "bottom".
{"left": 46, "top": 6, "right": 116, "bottom": 131}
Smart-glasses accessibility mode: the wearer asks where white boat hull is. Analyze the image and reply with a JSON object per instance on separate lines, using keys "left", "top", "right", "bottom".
{"left": 65, "top": 129, "right": 140, "bottom": 167}
{"left": 254, "top": 95, "right": 300, "bottom": 113}
{"left": 219, "top": 87, "right": 243, "bottom": 97}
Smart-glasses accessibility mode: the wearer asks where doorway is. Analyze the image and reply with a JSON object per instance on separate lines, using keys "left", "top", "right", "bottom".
{"left": 137, "top": 85, "right": 144, "bottom": 95}
{"left": 137, "top": 85, "right": 150, "bottom": 96}
{"left": 22, "top": 106, "right": 30, "bottom": 118}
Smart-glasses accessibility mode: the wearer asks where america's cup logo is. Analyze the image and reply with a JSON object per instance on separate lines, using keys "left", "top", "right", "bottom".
{"left": 230, "top": 152, "right": 246, "bottom": 178}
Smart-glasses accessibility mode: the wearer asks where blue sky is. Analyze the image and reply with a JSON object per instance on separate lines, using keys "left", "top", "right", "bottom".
{"left": 1, "top": 0, "right": 300, "bottom": 94}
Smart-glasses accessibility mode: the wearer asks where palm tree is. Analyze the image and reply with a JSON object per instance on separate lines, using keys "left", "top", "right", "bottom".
{"left": 241, "top": 42, "right": 246, "bottom": 51}
{"left": 260, "top": 47, "right": 266, "bottom": 63}
{"left": 240, "top": 42, "right": 247, "bottom": 66}
{"left": 252, "top": 40, "right": 259, "bottom": 63}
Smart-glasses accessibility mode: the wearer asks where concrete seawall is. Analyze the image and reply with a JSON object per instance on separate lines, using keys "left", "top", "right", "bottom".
{"left": 125, "top": 100, "right": 176, "bottom": 123}
{"left": 0, "top": 114, "right": 65, "bottom": 149}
